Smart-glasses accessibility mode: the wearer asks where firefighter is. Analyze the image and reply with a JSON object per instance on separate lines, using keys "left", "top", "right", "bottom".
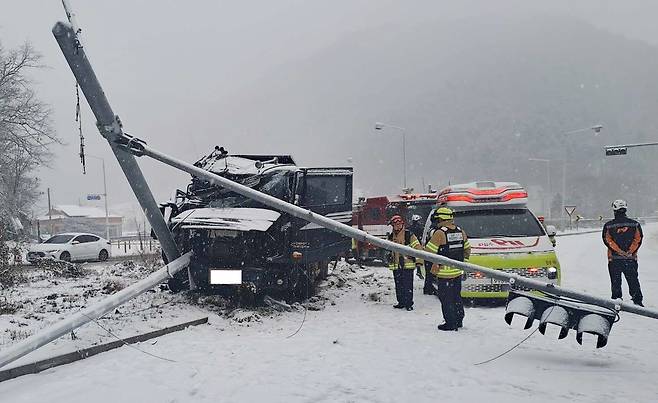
{"left": 602, "top": 200, "right": 644, "bottom": 306}
{"left": 409, "top": 214, "right": 425, "bottom": 240}
{"left": 424, "top": 207, "right": 471, "bottom": 331}
{"left": 387, "top": 215, "right": 424, "bottom": 311}
{"left": 422, "top": 214, "right": 439, "bottom": 295}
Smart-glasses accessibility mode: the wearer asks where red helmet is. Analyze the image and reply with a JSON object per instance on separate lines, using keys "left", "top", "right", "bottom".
{"left": 538, "top": 216, "right": 545, "bottom": 223}
{"left": 389, "top": 215, "right": 404, "bottom": 225}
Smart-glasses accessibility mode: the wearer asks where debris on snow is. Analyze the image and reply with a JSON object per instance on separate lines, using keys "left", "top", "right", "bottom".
{"left": 229, "top": 309, "right": 261, "bottom": 323}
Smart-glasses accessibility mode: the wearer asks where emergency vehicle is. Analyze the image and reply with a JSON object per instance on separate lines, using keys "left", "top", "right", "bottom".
{"left": 352, "top": 193, "right": 436, "bottom": 262}
{"left": 423, "top": 181, "right": 561, "bottom": 298}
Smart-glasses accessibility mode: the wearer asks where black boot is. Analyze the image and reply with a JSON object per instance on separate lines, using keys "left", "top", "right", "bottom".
{"left": 437, "top": 323, "right": 458, "bottom": 331}
{"left": 393, "top": 304, "right": 405, "bottom": 309}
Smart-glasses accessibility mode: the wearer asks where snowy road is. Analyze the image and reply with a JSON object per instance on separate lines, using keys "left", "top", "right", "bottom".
{"left": 2, "top": 225, "right": 658, "bottom": 402}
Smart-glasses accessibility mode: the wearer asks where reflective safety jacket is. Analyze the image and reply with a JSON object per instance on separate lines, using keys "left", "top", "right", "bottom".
{"left": 424, "top": 222, "right": 471, "bottom": 279}
{"left": 387, "top": 229, "right": 423, "bottom": 270}
{"left": 603, "top": 214, "right": 643, "bottom": 261}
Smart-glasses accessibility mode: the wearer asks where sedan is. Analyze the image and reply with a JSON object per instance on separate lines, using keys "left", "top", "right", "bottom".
{"left": 27, "top": 233, "right": 111, "bottom": 263}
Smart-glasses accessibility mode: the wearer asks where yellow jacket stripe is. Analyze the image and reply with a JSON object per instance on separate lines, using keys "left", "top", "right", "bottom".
{"left": 388, "top": 230, "right": 424, "bottom": 270}
{"left": 425, "top": 241, "right": 439, "bottom": 253}
{"left": 435, "top": 267, "right": 463, "bottom": 279}
{"left": 424, "top": 224, "right": 469, "bottom": 279}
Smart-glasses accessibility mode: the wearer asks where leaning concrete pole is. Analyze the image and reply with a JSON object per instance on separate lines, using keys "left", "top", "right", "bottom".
{"left": 52, "top": 21, "right": 180, "bottom": 263}
{"left": 0, "top": 252, "right": 191, "bottom": 369}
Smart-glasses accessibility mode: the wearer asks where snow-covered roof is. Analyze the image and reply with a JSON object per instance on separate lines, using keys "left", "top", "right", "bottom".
{"left": 42, "top": 205, "right": 122, "bottom": 219}
{"left": 35, "top": 214, "right": 67, "bottom": 221}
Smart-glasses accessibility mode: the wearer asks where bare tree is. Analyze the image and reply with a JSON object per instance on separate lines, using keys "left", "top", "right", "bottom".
{"left": 0, "top": 42, "right": 59, "bottom": 238}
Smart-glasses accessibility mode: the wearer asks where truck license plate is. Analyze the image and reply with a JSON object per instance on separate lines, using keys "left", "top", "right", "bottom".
{"left": 210, "top": 269, "right": 242, "bottom": 285}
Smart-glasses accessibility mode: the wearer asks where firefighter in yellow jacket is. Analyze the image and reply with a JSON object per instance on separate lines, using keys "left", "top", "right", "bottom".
{"left": 387, "top": 215, "right": 424, "bottom": 311}
{"left": 424, "top": 207, "right": 471, "bottom": 331}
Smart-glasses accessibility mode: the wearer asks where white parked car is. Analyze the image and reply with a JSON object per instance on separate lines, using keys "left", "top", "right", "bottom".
{"left": 27, "top": 233, "right": 111, "bottom": 263}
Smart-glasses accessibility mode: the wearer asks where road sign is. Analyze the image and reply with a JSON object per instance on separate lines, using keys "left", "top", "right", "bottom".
{"left": 564, "top": 205, "right": 576, "bottom": 216}
{"left": 87, "top": 194, "right": 102, "bottom": 201}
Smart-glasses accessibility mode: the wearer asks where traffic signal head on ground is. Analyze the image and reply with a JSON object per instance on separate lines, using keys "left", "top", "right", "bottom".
{"left": 505, "top": 290, "right": 617, "bottom": 348}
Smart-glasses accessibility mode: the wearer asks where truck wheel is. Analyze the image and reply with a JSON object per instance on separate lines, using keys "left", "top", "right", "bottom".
{"left": 167, "top": 265, "right": 190, "bottom": 293}
{"left": 59, "top": 251, "right": 71, "bottom": 262}
{"left": 288, "top": 265, "right": 312, "bottom": 302}
{"left": 167, "top": 277, "right": 188, "bottom": 293}
{"left": 319, "top": 260, "right": 330, "bottom": 280}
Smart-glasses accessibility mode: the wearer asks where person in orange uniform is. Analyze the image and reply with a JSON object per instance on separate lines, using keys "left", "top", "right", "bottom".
{"left": 602, "top": 200, "right": 644, "bottom": 306}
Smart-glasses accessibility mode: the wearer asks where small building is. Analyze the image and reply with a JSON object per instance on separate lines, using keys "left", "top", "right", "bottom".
{"left": 37, "top": 205, "right": 123, "bottom": 239}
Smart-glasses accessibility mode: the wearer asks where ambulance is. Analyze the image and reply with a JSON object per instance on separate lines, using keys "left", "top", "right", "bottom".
{"left": 423, "top": 181, "right": 560, "bottom": 298}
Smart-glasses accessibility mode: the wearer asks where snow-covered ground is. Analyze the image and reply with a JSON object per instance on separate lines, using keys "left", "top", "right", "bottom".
{"left": 1, "top": 225, "right": 658, "bottom": 402}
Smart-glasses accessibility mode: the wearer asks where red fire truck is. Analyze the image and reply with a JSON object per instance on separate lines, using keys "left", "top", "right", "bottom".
{"left": 351, "top": 193, "right": 437, "bottom": 263}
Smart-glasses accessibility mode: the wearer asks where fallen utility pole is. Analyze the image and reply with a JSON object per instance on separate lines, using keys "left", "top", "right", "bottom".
{"left": 50, "top": 15, "right": 658, "bottom": 324}
{"left": 0, "top": 252, "right": 191, "bottom": 369}
{"left": 0, "top": 317, "right": 207, "bottom": 382}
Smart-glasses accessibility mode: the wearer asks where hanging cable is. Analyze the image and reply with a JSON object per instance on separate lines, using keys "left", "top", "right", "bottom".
{"left": 76, "top": 81, "right": 86, "bottom": 174}
{"left": 474, "top": 303, "right": 558, "bottom": 366}
{"left": 80, "top": 312, "right": 176, "bottom": 363}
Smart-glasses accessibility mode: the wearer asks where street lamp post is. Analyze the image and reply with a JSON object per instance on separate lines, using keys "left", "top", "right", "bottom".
{"left": 560, "top": 124, "right": 603, "bottom": 226}
{"left": 528, "top": 158, "right": 551, "bottom": 220}
{"left": 374, "top": 122, "right": 407, "bottom": 190}
{"left": 87, "top": 155, "right": 110, "bottom": 240}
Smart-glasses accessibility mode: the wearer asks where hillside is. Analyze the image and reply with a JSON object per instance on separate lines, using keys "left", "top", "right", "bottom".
{"left": 203, "top": 15, "right": 658, "bottom": 217}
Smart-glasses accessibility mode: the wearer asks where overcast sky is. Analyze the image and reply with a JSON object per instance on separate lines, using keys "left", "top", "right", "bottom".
{"left": 2, "top": 1, "right": 658, "bottom": 219}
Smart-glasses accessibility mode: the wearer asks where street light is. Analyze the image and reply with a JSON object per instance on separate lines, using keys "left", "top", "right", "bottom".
{"left": 528, "top": 158, "right": 551, "bottom": 220}
{"left": 86, "top": 155, "right": 110, "bottom": 240}
{"left": 561, "top": 124, "right": 603, "bottom": 226}
{"left": 374, "top": 122, "right": 407, "bottom": 190}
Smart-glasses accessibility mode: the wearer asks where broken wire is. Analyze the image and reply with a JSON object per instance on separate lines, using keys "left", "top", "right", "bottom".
{"left": 76, "top": 81, "right": 86, "bottom": 174}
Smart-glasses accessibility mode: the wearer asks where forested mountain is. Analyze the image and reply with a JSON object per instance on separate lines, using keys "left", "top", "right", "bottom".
{"left": 208, "top": 15, "right": 658, "bottom": 217}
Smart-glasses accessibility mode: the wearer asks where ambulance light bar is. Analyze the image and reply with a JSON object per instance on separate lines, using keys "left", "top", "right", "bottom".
{"left": 437, "top": 182, "right": 528, "bottom": 206}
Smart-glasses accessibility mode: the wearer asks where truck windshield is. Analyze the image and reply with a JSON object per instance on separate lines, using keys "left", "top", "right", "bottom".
{"left": 405, "top": 202, "right": 434, "bottom": 223}
{"left": 208, "top": 171, "right": 293, "bottom": 208}
{"left": 454, "top": 209, "right": 545, "bottom": 238}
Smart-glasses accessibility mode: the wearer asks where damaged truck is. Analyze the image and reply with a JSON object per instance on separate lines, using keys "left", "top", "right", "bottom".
{"left": 159, "top": 147, "right": 353, "bottom": 299}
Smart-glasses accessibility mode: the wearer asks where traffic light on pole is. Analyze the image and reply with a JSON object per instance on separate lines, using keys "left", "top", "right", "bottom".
{"left": 504, "top": 290, "right": 617, "bottom": 348}
{"left": 605, "top": 147, "right": 628, "bottom": 156}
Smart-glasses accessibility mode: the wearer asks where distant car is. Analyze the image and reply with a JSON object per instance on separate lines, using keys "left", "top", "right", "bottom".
{"left": 27, "top": 233, "right": 111, "bottom": 263}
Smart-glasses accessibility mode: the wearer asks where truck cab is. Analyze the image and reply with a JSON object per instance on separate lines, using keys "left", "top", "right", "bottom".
{"left": 423, "top": 181, "right": 561, "bottom": 299}
{"left": 163, "top": 148, "right": 353, "bottom": 299}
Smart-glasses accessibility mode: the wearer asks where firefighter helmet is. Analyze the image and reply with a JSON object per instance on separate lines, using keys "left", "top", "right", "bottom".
{"left": 612, "top": 199, "right": 627, "bottom": 211}
{"left": 433, "top": 207, "right": 454, "bottom": 221}
{"left": 389, "top": 215, "right": 404, "bottom": 225}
